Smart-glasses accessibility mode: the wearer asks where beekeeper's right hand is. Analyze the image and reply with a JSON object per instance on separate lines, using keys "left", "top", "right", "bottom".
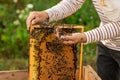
{"left": 26, "top": 11, "right": 49, "bottom": 30}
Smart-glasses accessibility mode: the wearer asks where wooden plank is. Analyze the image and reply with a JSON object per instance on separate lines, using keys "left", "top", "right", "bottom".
{"left": 84, "top": 66, "right": 89, "bottom": 80}
{"left": 82, "top": 65, "right": 101, "bottom": 80}
{"left": 0, "top": 65, "right": 101, "bottom": 80}
{"left": 86, "top": 65, "right": 101, "bottom": 80}
{"left": 77, "top": 65, "right": 101, "bottom": 80}
{"left": 0, "top": 70, "right": 28, "bottom": 80}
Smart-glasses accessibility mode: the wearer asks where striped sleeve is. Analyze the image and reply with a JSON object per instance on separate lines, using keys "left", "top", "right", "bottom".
{"left": 45, "top": 0, "right": 85, "bottom": 22}
{"left": 84, "top": 22, "right": 120, "bottom": 44}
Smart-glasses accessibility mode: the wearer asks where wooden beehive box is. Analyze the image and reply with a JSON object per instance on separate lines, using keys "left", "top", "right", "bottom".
{"left": 0, "top": 66, "right": 101, "bottom": 80}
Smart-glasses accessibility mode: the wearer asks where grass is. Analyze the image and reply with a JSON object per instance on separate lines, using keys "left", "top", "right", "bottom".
{"left": 0, "top": 58, "right": 28, "bottom": 70}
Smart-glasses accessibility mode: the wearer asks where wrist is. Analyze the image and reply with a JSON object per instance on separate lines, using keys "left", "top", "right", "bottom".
{"left": 43, "top": 11, "right": 49, "bottom": 19}
{"left": 79, "top": 33, "right": 87, "bottom": 43}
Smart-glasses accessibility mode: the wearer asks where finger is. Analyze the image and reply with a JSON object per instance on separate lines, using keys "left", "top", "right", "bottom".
{"left": 26, "top": 15, "right": 35, "bottom": 30}
{"left": 26, "top": 12, "right": 38, "bottom": 30}
{"left": 55, "top": 28, "right": 60, "bottom": 38}
{"left": 62, "top": 40, "right": 75, "bottom": 45}
{"left": 60, "top": 35, "right": 73, "bottom": 41}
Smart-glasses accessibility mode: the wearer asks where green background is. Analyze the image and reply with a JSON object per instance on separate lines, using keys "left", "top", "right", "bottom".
{"left": 0, "top": 0, "right": 100, "bottom": 70}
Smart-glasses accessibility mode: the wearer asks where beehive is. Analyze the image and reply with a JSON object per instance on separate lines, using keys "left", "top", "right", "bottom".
{"left": 29, "top": 24, "right": 84, "bottom": 80}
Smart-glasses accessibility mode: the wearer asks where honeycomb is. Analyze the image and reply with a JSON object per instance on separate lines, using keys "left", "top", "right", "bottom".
{"left": 29, "top": 24, "right": 84, "bottom": 80}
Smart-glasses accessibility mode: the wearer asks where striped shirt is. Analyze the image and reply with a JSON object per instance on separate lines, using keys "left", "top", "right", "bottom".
{"left": 45, "top": 0, "right": 120, "bottom": 51}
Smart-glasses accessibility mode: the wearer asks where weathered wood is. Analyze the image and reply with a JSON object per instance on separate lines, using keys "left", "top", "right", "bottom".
{"left": 0, "top": 70, "right": 28, "bottom": 80}
{"left": 82, "top": 65, "right": 101, "bottom": 80}
{"left": 0, "top": 65, "right": 101, "bottom": 80}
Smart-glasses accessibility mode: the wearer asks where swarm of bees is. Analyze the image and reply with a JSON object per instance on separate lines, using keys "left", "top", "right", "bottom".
{"left": 29, "top": 23, "right": 80, "bottom": 80}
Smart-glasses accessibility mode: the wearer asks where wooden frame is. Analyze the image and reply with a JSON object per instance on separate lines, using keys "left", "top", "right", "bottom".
{"left": 29, "top": 24, "right": 84, "bottom": 80}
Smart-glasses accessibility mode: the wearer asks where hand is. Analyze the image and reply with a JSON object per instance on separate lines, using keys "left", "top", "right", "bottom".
{"left": 26, "top": 11, "right": 49, "bottom": 30}
{"left": 56, "top": 33, "right": 87, "bottom": 45}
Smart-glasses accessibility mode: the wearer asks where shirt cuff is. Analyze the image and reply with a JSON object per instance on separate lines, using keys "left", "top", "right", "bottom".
{"left": 44, "top": 9, "right": 55, "bottom": 22}
{"left": 84, "top": 32, "right": 91, "bottom": 45}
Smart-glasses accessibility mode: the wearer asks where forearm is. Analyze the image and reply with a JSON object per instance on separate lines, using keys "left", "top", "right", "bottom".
{"left": 84, "top": 22, "right": 120, "bottom": 44}
{"left": 45, "top": 0, "right": 85, "bottom": 22}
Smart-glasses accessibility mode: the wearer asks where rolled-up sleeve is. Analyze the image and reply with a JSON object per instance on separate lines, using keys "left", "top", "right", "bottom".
{"left": 84, "top": 22, "right": 120, "bottom": 44}
{"left": 45, "top": 0, "right": 85, "bottom": 22}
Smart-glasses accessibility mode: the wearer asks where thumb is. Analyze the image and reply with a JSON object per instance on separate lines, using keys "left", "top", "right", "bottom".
{"left": 60, "top": 35, "right": 73, "bottom": 41}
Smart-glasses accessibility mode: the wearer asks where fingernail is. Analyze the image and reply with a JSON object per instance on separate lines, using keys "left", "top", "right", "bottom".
{"left": 32, "top": 20, "right": 35, "bottom": 24}
{"left": 31, "top": 21, "right": 34, "bottom": 24}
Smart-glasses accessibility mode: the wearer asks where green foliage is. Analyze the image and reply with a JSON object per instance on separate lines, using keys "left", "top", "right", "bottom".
{"left": 0, "top": 0, "right": 100, "bottom": 70}
{"left": 64, "top": 0, "right": 100, "bottom": 29}
{"left": 0, "top": 1, "right": 30, "bottom": 58}
{"left": 0, "top": 0, "right": 31, "bottom": 69}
